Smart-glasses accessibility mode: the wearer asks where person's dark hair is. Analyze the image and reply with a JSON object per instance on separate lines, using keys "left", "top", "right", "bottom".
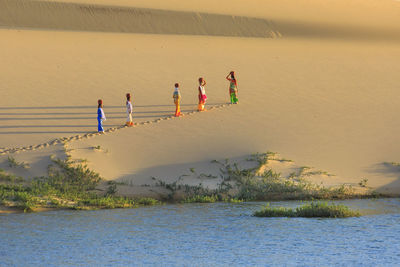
{"left": 198, "top": 77, "right": 203, "bottom": 84}
{"left": 175, "top": 83, "right": 179, "bottom": 88}
{"left": 126, "top": 93, "right": 131, "bottom": 101}
{"left": 230, "top": 71, "right": 235, "bottom": 80}
{"left": 98, "top": 99, "right": 103, "bottom": 108}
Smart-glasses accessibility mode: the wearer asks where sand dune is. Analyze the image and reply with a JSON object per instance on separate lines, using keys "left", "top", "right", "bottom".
{"left": 1, "top": 0, "right": 400, "bottom": 197}
{"left": 1, "top": 0, "right": 399, "bottom": 41}
{"left": 0, "top": 0, "right": 280, "bottom": 38}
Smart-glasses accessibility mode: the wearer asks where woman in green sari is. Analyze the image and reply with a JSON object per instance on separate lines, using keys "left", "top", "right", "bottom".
{"left": 226, "top": 71, "right": 238, "bottom": 104}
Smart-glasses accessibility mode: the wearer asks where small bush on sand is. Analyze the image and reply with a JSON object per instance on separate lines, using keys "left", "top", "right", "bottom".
{"left": 7, "top": 156, "right": 30, "bottom": 169}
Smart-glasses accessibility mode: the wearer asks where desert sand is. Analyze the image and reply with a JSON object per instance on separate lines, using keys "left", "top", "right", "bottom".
{"left": 1, "top": 0, "right": 400, "bottom": 198}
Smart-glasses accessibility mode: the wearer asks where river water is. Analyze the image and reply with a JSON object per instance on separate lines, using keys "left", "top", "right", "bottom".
{"left": 1, "top": 199, "right": 400, "bottom": 266}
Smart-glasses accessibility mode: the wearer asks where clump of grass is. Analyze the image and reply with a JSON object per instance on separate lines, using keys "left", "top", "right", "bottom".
{"left": 0, "top": 158, "right": 160, "bottom": 212}
{"left": 75, "top": 196, "right": 160, "bottom": 210}
{"left": 16, "top": 199, "right": 35, "bottom": 212}
{"left": 215, "top": 154, "right": 355, "bottom": 201}
{"left": 106, "top": 181, "right": 117, "bottom": 196}
{"left": 254, "top": 204, "right": 295, "bottom": 217}
{"left": 136, "top": 197, "right": 159, "bottom": 206}
{"left": 76, "top": 196, "right": 136, "bottom": 209}
{"left": 154, "top": 175, "right": 233, "bottom": 202}
{"left": 7, "top": 156, "right": 30, "bottom": 169}
{"left": 254, "top": 202, "right": 361, "bottom": 218}
{"left": 0, "top": 169, "right": 24, "bottom": 183}
{"left": 46, "top": 158, "right": 101, "bottom": 192}
{"left": 0, "top": 184, "right": 39, "bottom": 212}
{"left": 222, "top": 198, "right": 243, "bottom": 203}
{"left": 359, "top": 178, "right": 368, "bottom": 188}
{"left": 182, "top": 195, "right": 219, "bottom": 203}
{"left": 182, "top": 195, "right": 243, "bottom": 204}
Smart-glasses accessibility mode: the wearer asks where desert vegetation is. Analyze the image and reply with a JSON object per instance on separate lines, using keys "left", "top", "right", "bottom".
{"left": 153, "top": 152, "right": 377, "bottom": 203}
{"left": 0, "top": 157, "right": 159, "bottom": 212}
{"left": 254, "top": 202, "right": 361, "bottom": 218}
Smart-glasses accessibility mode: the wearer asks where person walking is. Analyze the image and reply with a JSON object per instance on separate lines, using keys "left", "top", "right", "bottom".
{"left": 198, "top": 77, "right": 207, "bottom": 111}
{"left": 173, "top": 83, "right": 182, "bottom": 117}
{"left": 97, "top": 99, "right": 106, "bottom": 133}
{"left": 126, "top": 93, "right": 134, "bottom": 126}
{"left": 226, "top": 71, "right": 238, "bottom": 104}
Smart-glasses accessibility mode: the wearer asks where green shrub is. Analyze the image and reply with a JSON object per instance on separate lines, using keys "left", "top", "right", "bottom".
{"left": 254, "top": 202, "right": 360, "bottom": 218}
{"left": 17, "top": 200, "right": 35, "bottom": 213}
{"left": 254, "top": 204, "right": 295, "bottom": 217}
{"left": 106, "top": 182, "right": 117, "bottom": 196}
{"left": 47, "top": 158, "right": 101, "bottom": 192}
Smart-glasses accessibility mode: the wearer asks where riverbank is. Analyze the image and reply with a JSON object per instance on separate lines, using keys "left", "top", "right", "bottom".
{"left": 1, "top": 0, "right": 400, "bottom": 204}
{"left": 0, "top": 151, "right": 389, "bottom": 213}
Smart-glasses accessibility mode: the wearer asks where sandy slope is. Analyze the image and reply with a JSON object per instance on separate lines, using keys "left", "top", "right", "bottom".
{"left": 0, "top": 0, "right": 280, "bottom": 38}
{"left": 1, "top": 0, "right": 400, "bottom": 196}
{"left": 2, "top": 0, "right": 400, "bottom": 40}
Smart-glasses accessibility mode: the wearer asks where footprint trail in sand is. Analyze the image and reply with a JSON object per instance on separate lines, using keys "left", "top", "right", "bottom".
{"left": 0, "top": 103, "right": 231, "bottom": 155}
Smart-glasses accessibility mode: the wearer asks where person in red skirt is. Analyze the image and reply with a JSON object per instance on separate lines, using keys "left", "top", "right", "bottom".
{"left": 197, "top": 77, "right": 207, "bottom": 111}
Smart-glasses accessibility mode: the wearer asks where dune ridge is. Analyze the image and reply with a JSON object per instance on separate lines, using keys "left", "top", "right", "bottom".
{"left": 1, "top": 0, "right": 399, "bottom": 41}
{"left": 0, "top": 0, "right": 281, "bottom": 38}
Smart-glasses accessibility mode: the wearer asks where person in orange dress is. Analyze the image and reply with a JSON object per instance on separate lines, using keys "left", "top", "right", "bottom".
{"left": 173, "top": 83, "right": 182, "bottom": 117}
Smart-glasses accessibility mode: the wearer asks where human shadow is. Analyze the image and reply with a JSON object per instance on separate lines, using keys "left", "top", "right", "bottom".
{"left": 0, "top": 106, "right": 119, "bottom": 110}
{"left": 133, "top": 103, "right": 226, "bottom": 108}
{"left": 0, "top": 109, "right": 194, "bottom": 116}
{"left": 0, "top": 114, "right": 178, "bottom": 121}
{"left": 0, "top": 125, "right": 121, "bottom": 129}
{"left": 0, "top": 103, "right": 225, "bottom": 110}
{"left": 0, "top": 117, "right": 126, "bottom": 120}
{"left": 0, "top": 103, "right": 227, "bottom": 135}
{"left": 0, "top": 131, "right": 90, "bottom": 134}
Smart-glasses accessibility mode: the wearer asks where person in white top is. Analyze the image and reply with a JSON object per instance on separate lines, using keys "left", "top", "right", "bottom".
{"left": 126, "top": 93, "right": 134, "bottom": 126}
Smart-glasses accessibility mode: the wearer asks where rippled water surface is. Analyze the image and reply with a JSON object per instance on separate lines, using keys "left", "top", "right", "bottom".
{"left": 1, "top": 199, "right": 400, "bottom": 266}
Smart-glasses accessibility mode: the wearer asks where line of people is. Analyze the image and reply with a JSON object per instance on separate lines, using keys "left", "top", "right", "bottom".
{"left": 97, "top": 71, "right": 238, "bottom": 133}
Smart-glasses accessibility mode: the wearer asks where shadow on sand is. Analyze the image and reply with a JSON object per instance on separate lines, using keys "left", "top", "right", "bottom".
{"left": 0, "top": 103, "right": 221, "bottom": 110}
{"left": 369, "top": 162, "right": 400, "bottom": 196}
{"left": 0, "top": 103, "right": 225, "bottom": 135}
